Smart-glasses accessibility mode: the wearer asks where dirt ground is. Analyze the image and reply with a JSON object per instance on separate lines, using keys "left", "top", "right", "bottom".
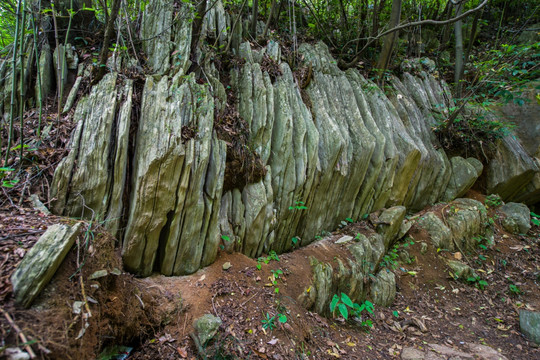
{"left": 0, "top": 192, "right": 539, "bottom": 360}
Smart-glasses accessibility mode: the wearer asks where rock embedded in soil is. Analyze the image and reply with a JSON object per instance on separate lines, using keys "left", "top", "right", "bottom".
{"left": 370, "top": 268, "right": 396, "bottom": 306}
{"left": 519, "top": 309, "right": 540, "bottom": 345}
{"left": 376, "top": 206, "right": 407, "bottom": 247}
{"left": 500, "top": 202, "right": 531, "bottom": 234}
{"left": 11, "top": 223, "right": 83, "bottom": 308}
{"left": 442, "top": 156, "right": 483, "bottom": 202}
{"left": 193, "top": 314, "right": 222, "bottom": 345}
{"left": 446, "top": 259, "right": 476, "bottom": 280}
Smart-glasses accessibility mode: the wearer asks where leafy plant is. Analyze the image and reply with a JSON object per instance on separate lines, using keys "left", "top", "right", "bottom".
{"left": 261, "top": 313, "right": 276, "bottom": 330}
{"left": 485, "top": 194, "right": 503, "bottom": 208}
{"left": 289, "top": 201, "right": 308, "bottom": 211}
{"left": 261, "top": 312, "right": 287, "bottom": 331}
{"left": 329, "top": 293, "right": 374, "bottom": 327}
{"left": 531, "top": 212, "right": 540, "bottom": 227}
{"left": 467, "top": 275, "right": 488, "bottom": 290}
{"left": 508, "top": 284, "right": 522, "bottom": 296}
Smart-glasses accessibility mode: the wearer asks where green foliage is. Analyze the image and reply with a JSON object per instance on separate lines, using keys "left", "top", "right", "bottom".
{"left": 508, "top": 284, "right": 522, "bottom": 296}
{"left": 329, "top": 293, "right": 374, "bottom": 327}
{"left": 261, "top": 312, "right": 287, "bottom": 331}
{"left": 485, "top": 194, "right": 503, "bottom": 208}
{"left": 289, "top": 201, "right": 307, "bottom": 211}
{"left": 471, "top": 41, "right": 540, "bottom": 104}
{"left": 466, "top": 275, "right": 488, "bottom": 290}
{"left": 531, "top": 212, "right": 540, "bottom": 227}
{"left": 261, "top": 313, "right": 276, "bottom": 330}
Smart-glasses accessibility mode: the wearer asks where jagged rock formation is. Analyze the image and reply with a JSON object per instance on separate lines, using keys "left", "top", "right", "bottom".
{"left": 49, "top": 0, "right": 540, "bottom": 277}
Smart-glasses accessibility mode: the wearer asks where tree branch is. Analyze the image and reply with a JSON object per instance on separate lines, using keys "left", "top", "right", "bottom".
{"left": 339, "top": 0, "right": 489, "bottom": 68}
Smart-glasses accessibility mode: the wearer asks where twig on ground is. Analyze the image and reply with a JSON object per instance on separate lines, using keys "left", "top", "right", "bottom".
{"left": 1, "top": 307, "right": 37, "bottom": 358}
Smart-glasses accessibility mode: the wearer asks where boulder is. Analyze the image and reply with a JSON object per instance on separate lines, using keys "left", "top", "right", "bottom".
{"left": 442, "top": 156, "right": 483, "bottom": 201}
{"left": 417, "top": 212, "right": 453, "bottom": 250}
{"left": 486, "top": 135, "right": 539, "bottom": 202}
{"left": 446, "top": 259, "right": 475, "bottom": 280}
{"left": 519, "top": 310, "right": 540, "bottom": 345}
{"left": 11, "top": 223, "right": 82, "bottom": 307}
{"left": 193, "top": 314, "right": 222, "bottom": 345}
{"left": 500, "top": 202, "right": 531, "bottom": 234}
{"left": 376, "top": 206, "right": 407, "bottom": 247}
{"left": 370, "top": 269, "right": 396, "bottom": 306}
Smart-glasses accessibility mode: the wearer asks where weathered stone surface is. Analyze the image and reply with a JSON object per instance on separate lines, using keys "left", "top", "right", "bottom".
{"left": 11, "top": 223, "right": 82, "bottom": 308}
{"left": 443, "top": 156, "right": 483, "bottom": 201}
{"left": 193, "top": 314, "right": 222, "bottom": 345}
{"left": 519, "top": 310, "right": 540, "bottom": 345}
{"left": 51, "top": 74, "right": 132, "bottom": 236}
{"left": 445, "top": 198, "right": 487, "bottom": 252}
{"left": 122, "top": 73, "right": 225, "bottom": 276}
{"left": 376, "top": 206, "right": 407, "bottom": 247}
{"left": 37, "top": 42, "right": 54, "bottom": 99}
{"left": 370, "top": 269, "right": 396, "bottom": 306}
{"left": 401, "top": 347, "right": 426, "bottom": 360}
{"left": 446, "top": 259, "right": 475, "bottom": 280}
{"left": 141, "top": 0, "right": 192, "bottom": 74}
{"left": 501, "top": 202, "right": 531, "bottom": 234}
{"left": 486, "top": 135, "right": 539, "bottom": 201}
{"left": 417, "top": 212, "right": 453, "bottom": 250}
{"left": 417, "top": 199, "right": 487, "bottom": 252}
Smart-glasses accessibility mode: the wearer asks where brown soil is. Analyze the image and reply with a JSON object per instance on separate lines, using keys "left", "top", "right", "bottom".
{"left": 1, "top": 198, "right": 539, "bottom": 360}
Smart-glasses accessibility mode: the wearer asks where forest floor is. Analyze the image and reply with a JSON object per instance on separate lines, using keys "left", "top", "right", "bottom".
{"left": 0, "top": 191, "right": 539, "bottom": 360}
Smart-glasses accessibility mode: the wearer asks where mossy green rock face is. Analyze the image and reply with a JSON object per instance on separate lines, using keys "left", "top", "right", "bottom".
{"left": 194, "top": 314, "right": 222, "bottom": 345}
{"left": 11, "top": 223, "right": 82, "bottom": 308}
{"left": 446, "top": 259, "right": 475, "bottom": 280}
{"left": 520, "top": 310, "right": 540, "bottom": 345}
{"left": 376, "top": 206, "right": 407, "bottom": 248}
{"left": 417, "top": 198, "right": 487, "bottom": 252}
{"left": 500, "top": 202, "right": 531, "bottom": 234}
{"left": 370, "top": 269, "right": 396, "bottom": 307}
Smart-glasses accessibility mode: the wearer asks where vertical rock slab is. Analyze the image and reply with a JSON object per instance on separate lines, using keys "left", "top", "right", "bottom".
{"left": 486, "top": 135, "right": 539, "bottom": 201}
{"left": 123, "top": 73, "right": 224, "bottom": 276}
{"left": 51, "top": 73, "right": 131, "bottom": 236}
{"left": 11, "top": 223, "right": 82, "bottom": 308}
{"left": 140, "top": 0, "right": 173, "bottom": 74}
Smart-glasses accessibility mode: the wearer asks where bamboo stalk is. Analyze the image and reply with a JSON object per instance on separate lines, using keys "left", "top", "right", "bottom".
{"left": 4, "top": 0, "right": 23, "bottom": 165}
{"left": 59, "top": 0, "right": 74, "bottom": 114}
{"left": 50, "top": 0, "right": 62, "bottom": 124}
{"left": 18, "top": 0, "right": 27, "bottom": 166}
{"left": 30, "top": 0, "right": 43, "bottom": 139}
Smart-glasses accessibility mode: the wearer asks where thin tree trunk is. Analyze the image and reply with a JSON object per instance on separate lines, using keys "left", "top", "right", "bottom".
{"left": 454, "top": 1, "right": 464, "bottom": 97}
{"left": 93, "top": 0, "right": 121, "bottom": 85}
{"left": 376, "top": 0, "right": 402, "bottom": 74}
{"left": 18, "top": 0, "right": 27, "bottom": 165}
{"left": 338, "top": 0, "right": 349, "bottom": 30}
{"left": 4, "top": 0, "right": 23, "bottom": 165}
{"left": 263, "top": 0, "right": 276, "bottom": 38}
{"left": 251, "top": 0, "right": 259, "bottom": 36}
{"left": 30, "top": 1, "right": 43, "bottom": 138}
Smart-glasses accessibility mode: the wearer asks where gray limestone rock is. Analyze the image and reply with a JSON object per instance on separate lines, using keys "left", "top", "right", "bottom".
{"left": 193, "top": 314, "right": 222, "bottom": 345}
{"left": 370, "top": 269, "right": 396, "bottom": 307}
{"left": 500, "top": 202, "right": 531, "bottom": 234}
{"left": 486, "top": 135, "right": 539, "bottom": 201}
{"left": 11, "top": 223, "right": 82, "bottom": 308}
{"left": 37, "top": 42, "right": 53, "bottom": 99}
{"left": 519, "top": 310, "right": 540, "bottom": 345}
{"left": 51, "top": 74, "right": 131, "bottom": 236}
{"left": 443, "top": 156, "right": 482, "bottom": 201}
{"left": 445, "top": 198, "right": 487, "bottom": 252}
{"left": 417, "top": 212, "right": 453, "bottom": 250}
{"left": 446, "top": 259, "right": 475, "bottom": 280}
{"left": 376, "top": 206, "right": 407, "bottom": 247}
